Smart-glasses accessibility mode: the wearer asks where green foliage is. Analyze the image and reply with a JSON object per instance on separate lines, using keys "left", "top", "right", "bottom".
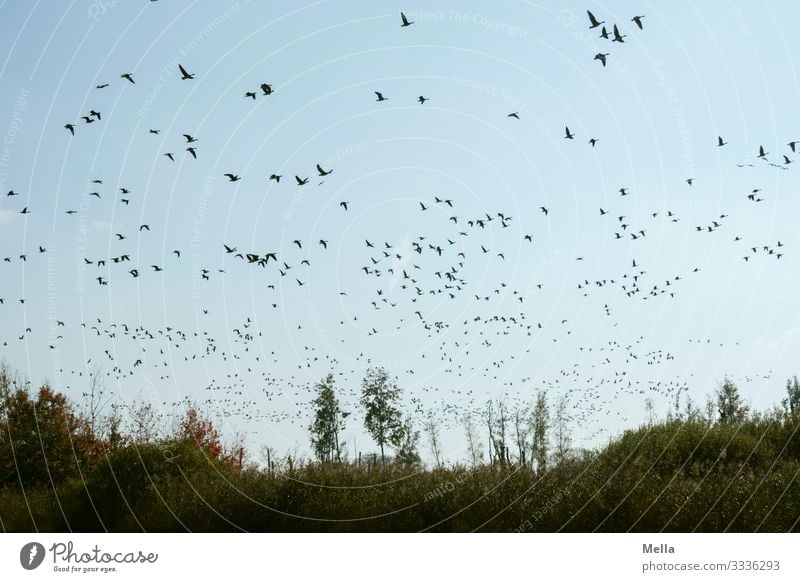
{"left": 360, "top": 367, "right": 403, "bottom": 465}
{"left": 3, "top": 364, "right": 800, "bottom": 532}
{"left": 717, "top": 377, "right": 748, "bottom": 424}
{"left": 309, "top": 374, "right": 346, "bottom": 463}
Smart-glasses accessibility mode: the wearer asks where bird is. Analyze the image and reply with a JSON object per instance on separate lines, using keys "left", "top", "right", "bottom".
{"left": 375, "top": 91, "right": 388, "bottom": 102}
{"left": 758, "top": 145, "right": 768, "bottom": 158}
{"left": 717, "top": 136, "right": 727, "bottom": 147}
{"left": 295, "top": 175, "right": 309, "bottom": 185}
{"left": 632, "top": 15, "right": 645, "bottom": 30}
{"left": 121, "top": 73, "right": 135, "bottom": 84}
{"left": 418, "top": 96, "right": 428, "bottom": 104}
{"left": 269, "top": 174, "right": 282, "bottom": 183}
{"left": 244, "top": 91, "right": 257, "bottom": 100}
{"left": 224, "top": 173, "right": 241, "bottom": 182}
{"left": 789, "top": 141, "right": 798, "bottom": 153}
{"left": 339, "top": 201, "right": 349, "bottom": 211}
{"left": 316, "top": 164, "right": 333, "bottom": 176}
{"left": 183, "top": 134, "right": 198, "bottom": 143}
{"left": 64, "top": 124, "right": 75, "bottom": 135}
{"left": 508, "top": 112, "right": 520, "bottom": 119}
{"left": 260, "top": 83, "right": 273, "bottom": 95}
{"left": 565, "top": 126, "right": 575, "bottom": 139}
{"left": 540, "top": 206, "right": 549, "bottom": 215}
{"left": 594, "top": 53, "right": 609, "bottom": 67}
{"left": 178, "top": 64, "right": 195, "bottom": 80}
{"left": 186, "top": 147, "right": 197, "bottom": 159}
{"left": 589, "top": 138, "right": 598, "bottom": 147}
{"left": 612, "top": 24, "right": 626, "bottom": 43}
{"left": 400, "top": 12, "right": 414, "bottom": 27}
{"left": 587, "top": 10, "right": 604, "bottom": 29}
{"left": 164, "top": 153, "right": 175, "bottom": 161}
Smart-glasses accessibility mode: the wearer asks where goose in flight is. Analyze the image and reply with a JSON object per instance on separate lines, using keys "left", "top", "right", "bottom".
{"left": 594, "top": 53, "right": 609, "bottom": 67}
{"left": 717, "top": 136, "right": 727, "bottom": 147}
{"left": 612, "top": 24, "right": 626, "bottom": 43}
{"left": 65, "top": 124, "right": 75, "bottom": 135}
{"left": 418, "top": 95, "right": 428, "bottom": 104}
{"left": 295, "top": 175, "right": 309, "bottom": 185}
{"left": 244, "top": 91, "right": 257, "bottom": 100}
{"left": 316, "top": 164, "right": 333, "bottom": 176}
{"left": 121, "top": 73, "right": 135, "bottom": 84}
{"left": 587, "top": 10, "right": 604, "bottom": 29}
{"left": 632, "top": 15, "right": 645, "bottom": 29}
{"left": 375, "top": 91, "right": 388, "bottom": 101}
{"left": 183, "top": 134, "right": 198, "bottom": 143}
{"left": 260, "top": 83, "right": 273, "bottom": 95}
{"left": 758, "top": 145, "right": 768, "bottom": 158}
{"left": 565, "top": 126, "right": 575, "bottom": 139}
{"left": 178, "top": 64, "right": 195, "bottom": 80}
{"left": 508, "top": 112, "right": 520, "bottom": 119}
{"left": 186, "top": 147, "right": 197, "bottom": 159}
{"left": 400, "top": 12, "right": 414, "bottom": 27}
{"left": 224, "top": 173, "right": 241, "bottom": 182}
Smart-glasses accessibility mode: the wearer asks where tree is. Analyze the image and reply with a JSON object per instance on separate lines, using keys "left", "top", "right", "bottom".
{"left": 309, "top": 374, "right": 346, "bottom": 463}
{"left": 530, "top": 390, "right": 549, "bottom": 472}
{"left": 553, "top": 394, "right": 571, "bottom": 465}
{"left": 422, "top": 411, "right": 443, "bottom": 468}
{"left": 513, "top": 402, "right": 529, "bottom": 466}
{"left": 483, "top": 396, "right": 510, "bottom": 467}
{"left": 783, "top": 376, "right": 800, "bottom": 416}
{"left": 462, "top": 412, "right": 483, "bottom": 467}
{"left": 178, "top": 404, "right": 223, "bottom": 460}
{"left": 0, "top": 380, "right": 89, "bottom": 487}
{"left": 360, "top": 367, "right": 403, "bottom": 465}
{"left": 717, "top": 377, "right": 747, "bottom": 424}
{"left": 394, "top": 416, "right": 421, "bottom": 467}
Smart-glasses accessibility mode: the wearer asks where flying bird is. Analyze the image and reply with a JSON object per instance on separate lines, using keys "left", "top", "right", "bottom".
{"left": 587, "top": 10, "right": 604, "bottom": 29}
{"left": 632, "top": 15, "right": 645, "bottom": 29}
{"left": 178, "top": 64, "right": 195, "bottom": 80}
{"left": 375, "top": 91, "right": 388, "bottom": 101}
{"left": 400, "top": 12, "right": 414, "bottom": 27}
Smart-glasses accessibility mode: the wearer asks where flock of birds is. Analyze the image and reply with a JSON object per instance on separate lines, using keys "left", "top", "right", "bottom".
{"left": 0, "top": 8, "right": 789, "bottom": 459}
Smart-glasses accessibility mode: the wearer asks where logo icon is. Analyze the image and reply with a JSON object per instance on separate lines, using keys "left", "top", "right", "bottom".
{"left": 20, "top": 542, "right": 46, "bottom": 570}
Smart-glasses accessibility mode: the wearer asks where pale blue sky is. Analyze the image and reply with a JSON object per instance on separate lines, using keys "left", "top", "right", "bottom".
{"left": 1, "top": 1, "right": 799, "bottom": 462}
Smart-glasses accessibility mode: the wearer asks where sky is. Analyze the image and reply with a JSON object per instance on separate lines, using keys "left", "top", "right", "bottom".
{"left": 1, "top": 0, "right": 800, "bottom": 464}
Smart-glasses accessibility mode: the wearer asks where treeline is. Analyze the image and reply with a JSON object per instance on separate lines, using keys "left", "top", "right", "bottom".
{"left": 2, "top": 365, "right": 800, "bottom": 531}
